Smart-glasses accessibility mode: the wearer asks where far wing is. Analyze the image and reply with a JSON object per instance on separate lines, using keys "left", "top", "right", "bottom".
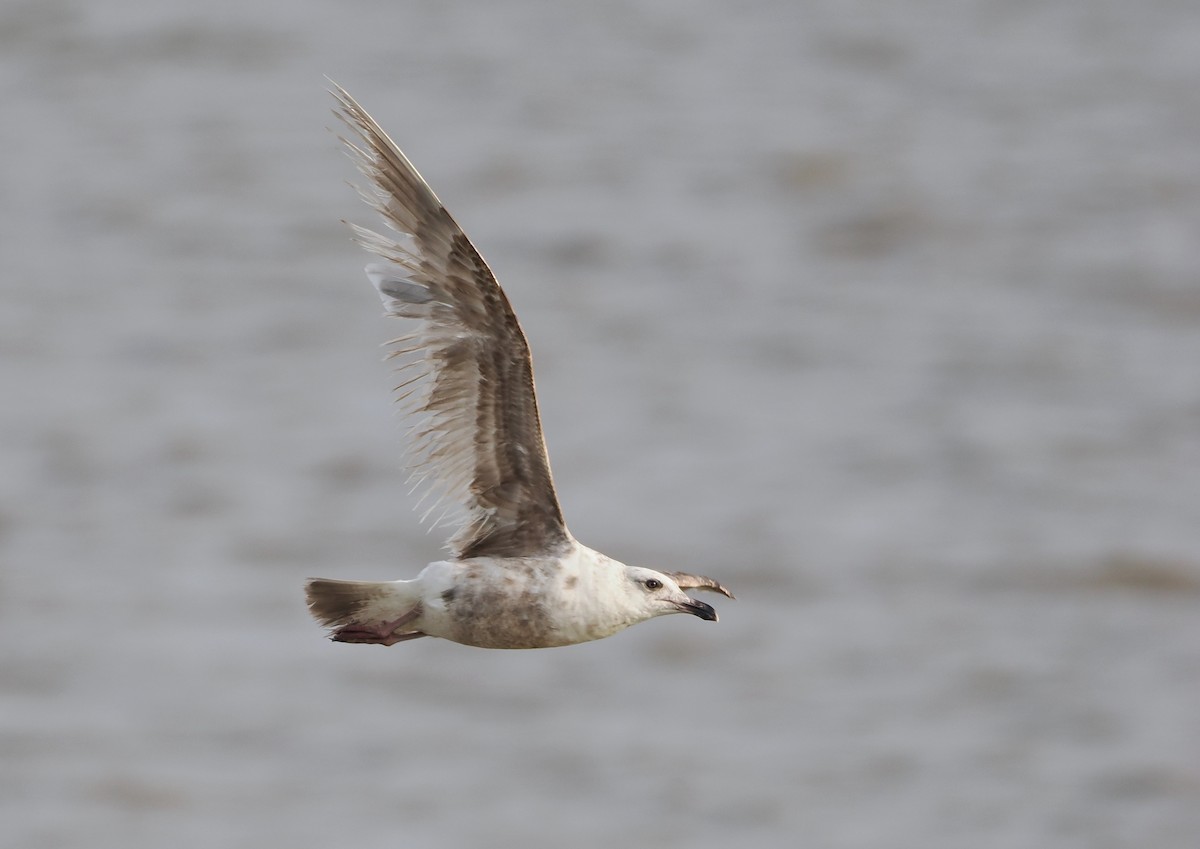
{"left": 665, "top": 572, "right": 736, "bottom": 599}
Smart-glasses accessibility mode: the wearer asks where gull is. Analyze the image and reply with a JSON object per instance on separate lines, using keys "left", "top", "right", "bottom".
{"left": 305, "top": 85, "right": 733, "bottom": 649}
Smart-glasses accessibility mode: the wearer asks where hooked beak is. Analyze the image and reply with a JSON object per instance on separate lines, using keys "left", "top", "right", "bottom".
{"left": 675, "top": 597, "right": 719, "bottom": 622}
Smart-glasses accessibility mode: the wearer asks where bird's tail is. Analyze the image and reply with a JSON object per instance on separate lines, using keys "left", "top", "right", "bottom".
{"left": 305, "top": 577, "right": 420, "bottom": 630}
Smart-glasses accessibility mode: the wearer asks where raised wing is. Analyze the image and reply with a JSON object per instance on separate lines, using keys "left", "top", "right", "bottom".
{"left": 333, "top": 84, "right": 570, "bottom": 560}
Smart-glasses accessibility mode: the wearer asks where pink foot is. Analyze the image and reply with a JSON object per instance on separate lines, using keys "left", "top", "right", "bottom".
{"left": 330, "top": 610, "right": 425, "bottom": 646}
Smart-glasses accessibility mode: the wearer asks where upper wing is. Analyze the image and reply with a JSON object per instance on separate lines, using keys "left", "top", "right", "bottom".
{"left": 332, "top": 84, "right": 570, "bottom": 560}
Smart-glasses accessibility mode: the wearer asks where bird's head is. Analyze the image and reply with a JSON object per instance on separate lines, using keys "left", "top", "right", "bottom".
{"left": 624, "top": 566, "right": 733, "bottom": 623}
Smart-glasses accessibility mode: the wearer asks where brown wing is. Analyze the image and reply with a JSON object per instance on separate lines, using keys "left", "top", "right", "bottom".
{"left": 333, "top": 84, "right": 570, "bottom": 559}
{"left": 664, "top": 571, "right": 736, "bottom": 599}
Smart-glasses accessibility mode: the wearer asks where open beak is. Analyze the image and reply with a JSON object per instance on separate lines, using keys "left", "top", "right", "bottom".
{"left": 676, "top": 597, "right": 718, "bottom": 622}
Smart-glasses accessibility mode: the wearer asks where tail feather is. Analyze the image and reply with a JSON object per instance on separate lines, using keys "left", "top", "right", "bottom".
{"left": 305, "top": 578, "right": 418, "bottom": 628}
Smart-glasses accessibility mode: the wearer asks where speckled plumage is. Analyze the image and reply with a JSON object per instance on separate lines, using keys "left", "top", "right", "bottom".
{"left": 305, "top": 85, "right": 732, "bottom": 649}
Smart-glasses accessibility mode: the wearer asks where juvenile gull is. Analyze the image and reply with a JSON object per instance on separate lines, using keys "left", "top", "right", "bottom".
{"left": 305, "top": 85, "right": 733, "bottom": 650}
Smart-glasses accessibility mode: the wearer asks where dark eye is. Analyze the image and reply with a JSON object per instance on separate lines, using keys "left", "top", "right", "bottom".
{"left": 644, "top": 578, "right": 663, "bottom": 591}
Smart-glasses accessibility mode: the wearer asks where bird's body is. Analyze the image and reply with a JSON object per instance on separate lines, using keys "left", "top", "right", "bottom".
{"left": 309, "top": 542, "right": 718, "bottom": 650}
{"left": 305, "top": 85, "right": 732, "bottom": 650}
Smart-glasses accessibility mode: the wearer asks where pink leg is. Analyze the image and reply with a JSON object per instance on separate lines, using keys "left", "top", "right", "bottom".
{"left": 331, "top": 608, "right": 425, "bottom": 646}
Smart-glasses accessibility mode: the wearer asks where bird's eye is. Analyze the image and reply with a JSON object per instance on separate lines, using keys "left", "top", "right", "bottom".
{"left": 644, "top": 578, "right": 663, "bottom": 591}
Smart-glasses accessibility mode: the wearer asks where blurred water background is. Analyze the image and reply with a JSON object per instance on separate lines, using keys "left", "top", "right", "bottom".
{"left": 2, "top": 1, "right": 1199, "bottom": 847}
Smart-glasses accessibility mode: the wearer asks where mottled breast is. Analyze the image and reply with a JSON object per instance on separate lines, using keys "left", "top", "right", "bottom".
{"left": 439, "top": 559, "right": 569, "bottom": 649}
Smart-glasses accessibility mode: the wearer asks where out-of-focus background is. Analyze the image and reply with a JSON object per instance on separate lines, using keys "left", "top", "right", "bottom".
{"left": 2, "top": 1, "right": 1198, "bottom": 847}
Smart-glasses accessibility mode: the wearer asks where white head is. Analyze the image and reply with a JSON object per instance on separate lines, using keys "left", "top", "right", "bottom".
{"left": 622, "top": 566, "right": 719, "bottom": 623}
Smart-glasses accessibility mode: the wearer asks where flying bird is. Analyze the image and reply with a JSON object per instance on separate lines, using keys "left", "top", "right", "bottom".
{"left": 305, "top": 85, "right": 733, "bottom": 649}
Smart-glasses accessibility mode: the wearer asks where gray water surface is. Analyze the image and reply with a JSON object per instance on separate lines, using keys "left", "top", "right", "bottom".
{"left": 2, "top": 2, "right": 1199, "bottom": 847}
